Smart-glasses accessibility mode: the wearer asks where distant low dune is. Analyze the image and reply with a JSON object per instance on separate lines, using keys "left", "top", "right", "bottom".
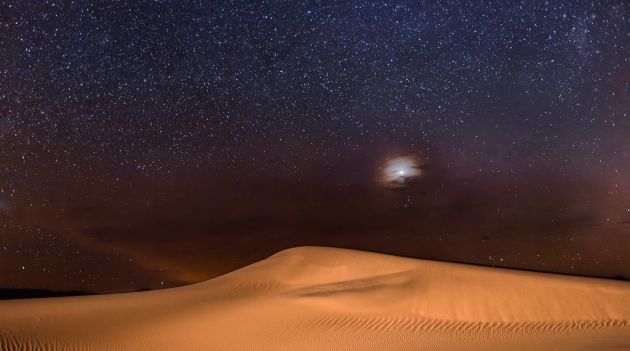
{"left": 1, "top": 247, "right": 629, "bottom": 350}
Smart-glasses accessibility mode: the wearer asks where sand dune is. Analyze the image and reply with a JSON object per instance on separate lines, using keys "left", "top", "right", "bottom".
{"left": 1, "top": 246, "right": 629, "bottom": 350}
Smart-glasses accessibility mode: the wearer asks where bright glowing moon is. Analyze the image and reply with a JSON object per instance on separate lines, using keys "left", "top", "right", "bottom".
{"left": 381, "top": 156, "right": 423, "bottom": 187}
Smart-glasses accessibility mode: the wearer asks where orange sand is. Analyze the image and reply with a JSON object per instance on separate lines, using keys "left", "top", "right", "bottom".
{"left": 1, "top": 246, "right": 629, "bottom": 350}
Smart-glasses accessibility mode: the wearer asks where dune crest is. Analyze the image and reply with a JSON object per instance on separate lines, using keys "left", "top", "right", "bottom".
{"left": 1, "top": 246, "right": 629, "bottom": 350}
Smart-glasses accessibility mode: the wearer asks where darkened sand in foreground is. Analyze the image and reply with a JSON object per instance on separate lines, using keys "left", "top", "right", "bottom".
{"left": 1, "top": 247, "right": 629, "bottom": 350}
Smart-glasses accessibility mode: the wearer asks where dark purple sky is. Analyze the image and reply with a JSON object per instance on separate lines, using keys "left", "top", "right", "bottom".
{"left": 1, "top": 1, "right": 629, "bottom": 292}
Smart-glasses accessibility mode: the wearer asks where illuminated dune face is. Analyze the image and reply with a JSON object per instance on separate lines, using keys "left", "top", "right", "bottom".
{"left": 1, "top": 247, "right": 629, "bottom": 351}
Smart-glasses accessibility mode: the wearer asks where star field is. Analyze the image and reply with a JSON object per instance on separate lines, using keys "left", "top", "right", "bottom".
{"left": 1, "top": 1, "right": 629, "bottom": 292}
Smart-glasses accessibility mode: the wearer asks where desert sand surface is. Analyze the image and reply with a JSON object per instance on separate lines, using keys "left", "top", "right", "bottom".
{"left": 1, "top": 246, "right": 629, "bottom": 351}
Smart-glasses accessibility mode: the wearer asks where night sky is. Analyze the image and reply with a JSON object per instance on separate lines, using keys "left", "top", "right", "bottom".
{"left": 1, "top": 1, "right": 629, "bottom": 293}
